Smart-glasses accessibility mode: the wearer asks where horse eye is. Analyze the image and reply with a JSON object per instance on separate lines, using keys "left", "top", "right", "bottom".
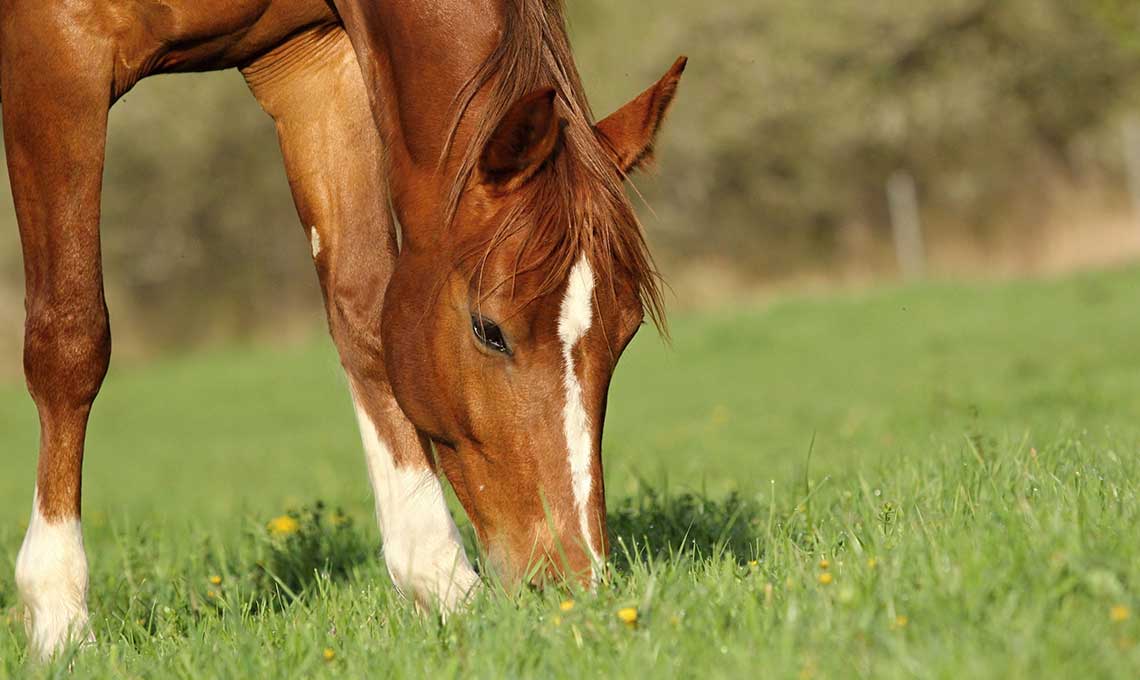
{"left": 471, "top": 315, "right": 511, "bottom": 355}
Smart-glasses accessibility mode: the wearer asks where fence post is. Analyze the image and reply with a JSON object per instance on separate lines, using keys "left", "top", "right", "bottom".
{"left": 886, "top": 170, "right": 925, "bottom": 281}
{"left": 1122, "top": 117, "right": 1140, "bottom": 226}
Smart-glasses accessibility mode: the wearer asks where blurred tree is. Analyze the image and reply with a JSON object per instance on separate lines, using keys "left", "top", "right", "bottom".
{"left": 2, "top": 0, "right": 1138, "bottom": 356}
{"left": 1, "top": 71, "right": 321, "bottom": 356}
{"left": 99, "top": 72, "right": 320, "bottom": 348}
{"left": 576, "top": 0, "right": 1140, "bottom": 277}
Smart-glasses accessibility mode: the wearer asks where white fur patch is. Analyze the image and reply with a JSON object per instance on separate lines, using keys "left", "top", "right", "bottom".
{"left": 349, "top": 390, "right": 479, "bottom": 611}
{"left": 310, "top": 226, "right": 322, "bottom": 258}
{"left": 557, "top": 255, "right": 602, "bottom": 577}
{"left": 15, "top": 488, "right": 92, "bottom": 659}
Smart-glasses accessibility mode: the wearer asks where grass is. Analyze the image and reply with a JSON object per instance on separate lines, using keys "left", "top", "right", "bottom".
{"left": 1, "top": 266, "right": 1139, "bottom": 677}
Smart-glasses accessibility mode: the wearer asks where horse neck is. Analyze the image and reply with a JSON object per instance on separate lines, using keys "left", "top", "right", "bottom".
{"left": 334, "top": 0, "right": 576, "bottom": 245}
{"left": 396, "top": 7, "right": 502, "bottom": 154}
{"left": 331, "top": 0, "right": 504, "bottom": 246}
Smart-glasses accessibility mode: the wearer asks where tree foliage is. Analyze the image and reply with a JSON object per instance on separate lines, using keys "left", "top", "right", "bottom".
{"left": 1, "top": 0, "right": 1138, "bottom": 350}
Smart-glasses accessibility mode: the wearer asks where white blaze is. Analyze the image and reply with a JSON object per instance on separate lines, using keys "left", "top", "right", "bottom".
{"left": 557, "top": 255, "right": 602, "bottom": 576}
{"left": 15, "top": 488, "right": 92, "bottom": 659}
{"left": 349, "top": 389, "right": 479, "bottom": 612}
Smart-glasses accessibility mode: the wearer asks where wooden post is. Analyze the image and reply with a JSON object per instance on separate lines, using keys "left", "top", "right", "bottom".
{"left": 1122, "top": 117, "right": 1140, "bottom": 226}
{"left": 887, "top": 170, "right": 925, "bottom": 281}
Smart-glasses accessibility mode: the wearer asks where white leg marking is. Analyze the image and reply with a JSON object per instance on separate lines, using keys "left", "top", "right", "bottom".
{"left": 15, "top": 488, "right": 92, "bottom": 660}
{"left": 349, "top": 391, "right": 479, "bottom": 611}
{"left": 557, "top": 255, "right": 603, "bottom": 577}
{"left": 310, "top": 226, "right": 322, "bottom": 258}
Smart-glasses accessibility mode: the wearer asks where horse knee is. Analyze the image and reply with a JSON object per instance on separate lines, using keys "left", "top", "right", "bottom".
{"left": 23, "top": 294, "right": 111, "bottom": 409}
{"left": 325, "top": 297, "right": 386, "bottom": 381}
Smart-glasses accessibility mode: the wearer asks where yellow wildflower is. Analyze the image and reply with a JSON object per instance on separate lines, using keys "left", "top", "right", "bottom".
{"left": 322, "top": 648, "right": 336, "bottom": 662}
{"left": 866, "top": 558, "right": 877, "bottom": 569}
{"left": 818, "top": 573, "right": 833, "bottom": 585}
{"left": 560, "top": 600, "right": 575, "bottom": 612}
{"left": 818, "top": 558, "right": 830, "bottom": 570}
{"left": 1111, "top": 605, "right": 1130, "bottom": 623}
{"left": 892, "top": 614, "right": 908, "bottom": 630}
{"left": 209, "top": 575, "right": 222, "bottom": 586}
{"left": 552, "top": 615, "right": 562, "bottom": 627}
{"left": 748, "top": 560, "right": 759, "bottom": 568}
{"left": 799, "top": 658, "right": 817, "bottom": 680}
{"left": 267, "top": 515, "right": 299, "bottom": 536}
{"left": 206, "top": 590, "right": 217, "bottom": 599}
{"left": 617, "top": 607, "right": 638, "bottom": 626}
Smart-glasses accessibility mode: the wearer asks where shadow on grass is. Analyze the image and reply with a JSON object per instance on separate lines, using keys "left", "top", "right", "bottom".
{"left": 99, "top": 490, "right": 772, "bottom": 643}
{"left": 243, "top": 502, "right": 372, "bottom": 610}
{"left": 606, "top": 488, "right": 765, "bottom": 572}
{"left": 229, "top": 491, "right": 769, "bottom": 607}
{"left": 93, "top": 503, "right": 374, "bottom": 649}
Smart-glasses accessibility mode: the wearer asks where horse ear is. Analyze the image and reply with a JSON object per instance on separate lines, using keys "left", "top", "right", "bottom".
{"left": 480, "top": 88, "right": 562, "bottom": 191}
{"left": 594, "top": 56, "right": 687, "bottom": 175}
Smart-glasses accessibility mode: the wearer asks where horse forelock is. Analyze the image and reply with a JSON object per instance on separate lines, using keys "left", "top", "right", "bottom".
{"left": 442, "top": 0, "right": 667, "bottom": 335}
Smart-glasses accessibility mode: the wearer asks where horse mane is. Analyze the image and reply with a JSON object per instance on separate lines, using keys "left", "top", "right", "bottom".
{"left": 439, "top": 0, "right": 667, "bottom": 333}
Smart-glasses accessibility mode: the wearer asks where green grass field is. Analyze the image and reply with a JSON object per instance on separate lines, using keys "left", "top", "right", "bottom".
{"left": 2, "top": 267, "right": 1139, "bottom": 678}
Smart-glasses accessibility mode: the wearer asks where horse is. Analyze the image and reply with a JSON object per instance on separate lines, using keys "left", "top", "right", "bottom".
{"left": 3, "top": 0, "right": 684, "bottom": 659}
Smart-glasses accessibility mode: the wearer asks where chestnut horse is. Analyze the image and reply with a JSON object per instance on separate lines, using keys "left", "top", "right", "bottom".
{"left": 3, "top": 0, "right": 684, "bottom": 659}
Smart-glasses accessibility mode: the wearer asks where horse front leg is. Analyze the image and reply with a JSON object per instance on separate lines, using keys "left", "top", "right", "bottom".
{"left": 2, "top": 13, "right": 114, "bottom": 659}
{"left": 242, "top": 26, "right": 479, "bottom": 612}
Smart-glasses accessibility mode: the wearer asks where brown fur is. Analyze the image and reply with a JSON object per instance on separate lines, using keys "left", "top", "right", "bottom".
{"left": 442, "top": 0, "right": 668, "bottom": 331}
{"left": 4, "top": 0, "right": 683, "bottom": 592}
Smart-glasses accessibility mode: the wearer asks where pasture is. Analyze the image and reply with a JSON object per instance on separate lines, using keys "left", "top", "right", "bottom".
{"left": 1, "top": 266, "right": 1138, "bottom": 678}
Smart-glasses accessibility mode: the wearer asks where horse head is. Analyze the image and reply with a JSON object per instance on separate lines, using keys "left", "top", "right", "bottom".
{"left": 382, "top": 57, "right": 686, "bottom": 585}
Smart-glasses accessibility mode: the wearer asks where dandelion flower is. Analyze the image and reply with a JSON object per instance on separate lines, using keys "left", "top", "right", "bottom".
{"left": 209, "top": 575, "right": 222, "bottom": 586}
{"left": 818, "top": 558, "right": 830, "bottom": 570}
{"left": 323, "top": 648, "right": 336, "bottom": 662}
{"left": 560, "top": 599, "right": 575, "bottom": 612}
{"left": 617, "top": 607, "right": 638, "bottom": 625}
{"left": 267, "top": 515, "right": 299, "bottom": 536}
{"left": 892, "top": 614, "right": 908, "bottom": 630}
{"left": 1111, "top": 605, "right": 1130, "bottom": 623}
{"left": 206, "top": 590, "right": 217, "bottom": 599}
{"left": 748, "top": 560, "right": 759, "bottom": 568}
{"left": 818, "top": 573, "right": 833, "bottom": 585}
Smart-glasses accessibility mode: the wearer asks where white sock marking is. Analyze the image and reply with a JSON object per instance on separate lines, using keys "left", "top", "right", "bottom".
{"left": 15, "top": 488, "right": 92, "bottom": 659}
{"left": 310, "top": 226, "right": 322, "bottom": 258}
{"left": 349, "top": 389, "right": 479, "bottom": 611}
{"left": 557, "top": 255, "right": 602, "bottom": 577}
